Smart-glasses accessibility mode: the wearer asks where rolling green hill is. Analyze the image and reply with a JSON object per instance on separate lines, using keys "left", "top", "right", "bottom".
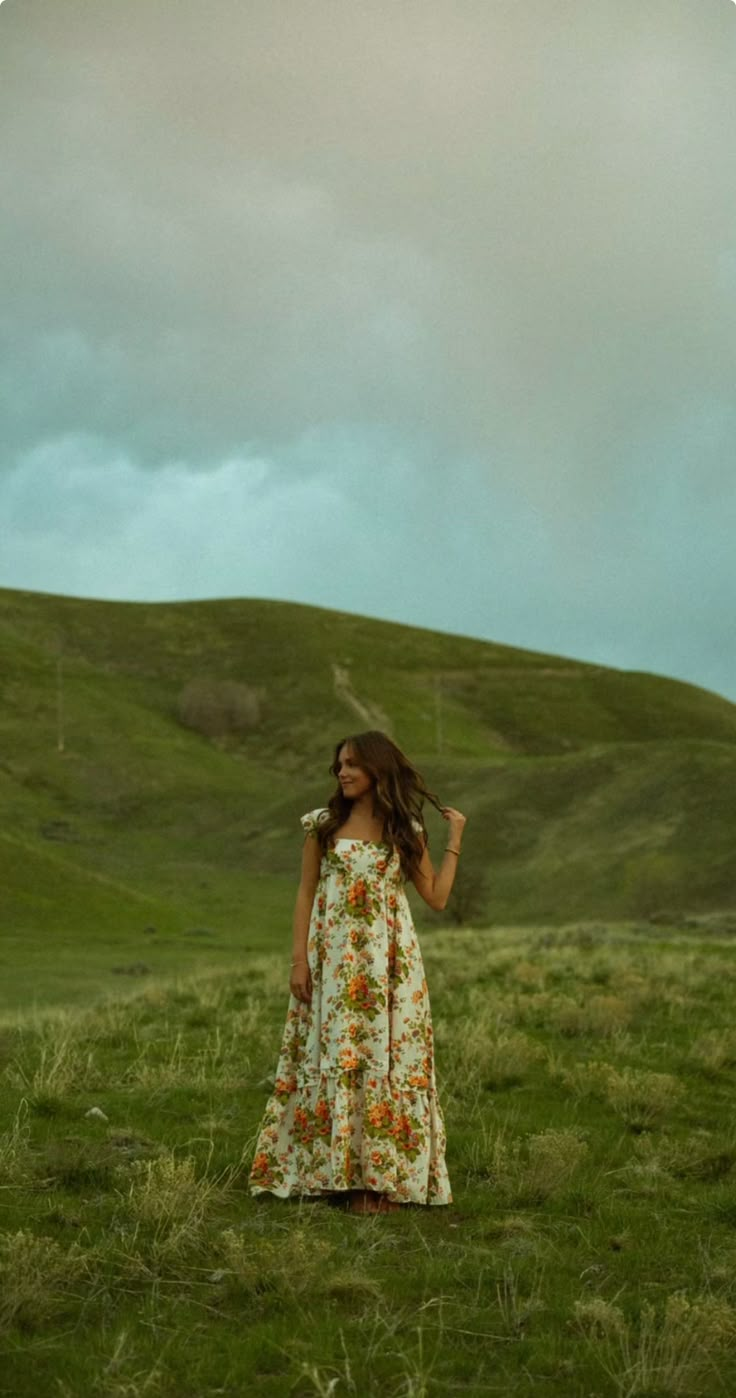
{"left": 1, "top": 585, "right": 735, "bottom": 1009}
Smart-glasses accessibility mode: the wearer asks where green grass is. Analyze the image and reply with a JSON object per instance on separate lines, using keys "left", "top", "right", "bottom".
{"left": 3, "top": 587, "right": 736, "bottom": 1389}
{"left": 1, "top": 584, "right": 736, "bottom": 1010}
{"left": 3, "top": 924, "right": 736, "bottom": 1395}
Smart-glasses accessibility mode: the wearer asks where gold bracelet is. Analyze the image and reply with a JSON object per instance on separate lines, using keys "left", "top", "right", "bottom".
{"left": 291, "top": 957, "right": 307, "bottom": 965}
{"left": 445, "top": 847, "right": 460, "bottom": 856}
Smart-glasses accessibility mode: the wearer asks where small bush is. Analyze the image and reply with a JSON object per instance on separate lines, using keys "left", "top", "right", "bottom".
{"left": 632, "top": 1132, "right": 736, "bottom": 1184}
{"left": 440, "top": 1017, "right": 544, "bottom": 1090}
{"left": 688, "top": 1029, "right": 736, "bottom": 1077}
{"left": 558, "top": 1060, "right": 685, "bottom": 1129}
{"left": 444, "top": 864, "right": 489, "bottom": 926}
{"left": 176, "top": 678, "right": 263, "bottom": 739}
{"left": 603, "top": 1066, "right": 685, "bottom": 1130}
{"left": 572, "top": 1290, "right": 736, "bottom": 1395}
{"left": 117, "top": 1151, "right": 227, "bottom": 1230}
{"left": 510, "top": 960, "right": 546, "bottom": 988}
{"left": 480, "top": 1030, "right": 546, "bottom": 1088}
{"left": 514, "top": 989, "right": 632, "bottom": 1037}
{"left": 473, "top": 1125, "right": 589, "bottom": 1204}
{"left": 0, "top": 1098, "right": 31, "bottom": 1183}
{"left": 585, "top": 995, "right": 632, "bottom": 1036}
{"left": 214, "top": 1226, "right": 375, "bottom": 1307}
{"left": 0, "top": 1230, "right": 94, "bottom": 1333}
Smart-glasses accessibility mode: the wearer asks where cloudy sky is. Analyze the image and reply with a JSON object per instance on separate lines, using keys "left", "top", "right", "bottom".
{"left": 2, "top": 0, "right": 735, "bottom": 700}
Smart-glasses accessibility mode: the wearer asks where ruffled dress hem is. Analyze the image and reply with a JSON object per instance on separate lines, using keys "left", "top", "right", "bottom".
{"left": 248, "top": 1068, "right": 452, "bottom": 1207}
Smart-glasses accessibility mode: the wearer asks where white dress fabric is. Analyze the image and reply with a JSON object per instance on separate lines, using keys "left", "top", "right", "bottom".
{"left": 248, "top": 808, "right": 452, "bottom": 1205}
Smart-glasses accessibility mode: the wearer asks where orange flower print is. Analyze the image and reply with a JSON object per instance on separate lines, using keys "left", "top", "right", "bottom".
{"left": 409, "top": 1073, "right": 429, "bottom": 1089}
{"left": 387, "top": 1112, "right": 422, "bottom": 1155}
{"left": 315, "top": 1105, "right": 331, "bottom": 1136}
{"left": 368, "top": 1101, "right": 394, "bottom": 1128}
{"left": 412, "top": 988, "right": 424, "bottom": 1004}
{"left": 250, "top": 1151, "right": 271, "bottom": 1183}
{"left": 370, "top": 1149, "right": 383, "bottom": 1166}
{"left": 347, "top": 878, "right": 368, "bottom": 908}
{"left": 345, "top": 876, "right": 377, "bottom": 925}
{"left": 345, "top": 969, "right": 384, "bottom": 1018}
{"left": 340, "top": 1047, "right": 360, "bottom": 1071}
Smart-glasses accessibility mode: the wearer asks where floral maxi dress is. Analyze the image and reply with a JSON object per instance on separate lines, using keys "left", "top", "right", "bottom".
{"left": 248, "top": 808, "right": 452, "bottom": 1205}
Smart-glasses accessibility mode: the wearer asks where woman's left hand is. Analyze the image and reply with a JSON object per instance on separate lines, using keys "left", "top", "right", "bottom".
{"left": 440, "top": 805, "right": 466, "bottom": 836}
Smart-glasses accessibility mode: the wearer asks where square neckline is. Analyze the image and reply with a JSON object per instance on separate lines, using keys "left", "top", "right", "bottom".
{"left": 314, "top": 810, "right": 392, "bottom": 851}
{"left": 333, "top": 836, "right": 391, "bottom": 848}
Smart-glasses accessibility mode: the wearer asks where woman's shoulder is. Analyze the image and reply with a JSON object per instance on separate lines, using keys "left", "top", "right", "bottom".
{"left": 299, "top": 806, "right": 330, "bottom": 835}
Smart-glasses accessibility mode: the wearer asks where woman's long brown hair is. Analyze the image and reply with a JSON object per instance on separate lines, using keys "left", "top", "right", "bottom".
{"left": 312, "top": 730, "right": 446, "bottom": 882}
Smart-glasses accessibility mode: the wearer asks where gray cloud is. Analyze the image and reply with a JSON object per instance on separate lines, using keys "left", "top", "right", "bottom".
{"left": 1, "top": 0, "right": 735, "bottom": 699}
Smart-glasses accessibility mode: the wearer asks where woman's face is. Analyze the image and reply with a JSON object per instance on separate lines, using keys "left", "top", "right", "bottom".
{"left": 336, "top": 744, "right": 373, "bottom": 802}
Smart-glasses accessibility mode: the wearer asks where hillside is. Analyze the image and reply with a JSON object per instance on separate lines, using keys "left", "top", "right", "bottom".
{"left": 1, "top": 584, "right": 735, "bottom": 1007}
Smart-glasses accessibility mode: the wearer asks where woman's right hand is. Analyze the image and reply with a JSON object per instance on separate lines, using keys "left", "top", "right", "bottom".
{"left": 290, "top": 958, "right": 312, "bottom": 1004}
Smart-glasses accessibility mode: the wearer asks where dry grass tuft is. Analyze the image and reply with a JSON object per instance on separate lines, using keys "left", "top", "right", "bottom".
{"left": 688, "top": 1029, "right": 736, "bottom": 1077}
{"left": 111, "top": 1149, "right": 233, "bottom": 1272}
{"left": 585, "top": 995, "right": 632, "bottom": 1036}
{"left": 116, "top": 1150, "right": 229, "bottom": 1227}
{"left": 630, "top": 1132, "right": 736, "bottom": 1185}
{"left": 0, "top": 1097, "right": 32, "bottom": 1182}
{"left": 557, "top": 1060, "right": 685, "bottom": 1128}
{"left": 510, "top": 960, "right": 547, "bottom": 989}
{"left": 603, "top": 1067, "right": 685, "bottom": 1129}
{"left": 5, "top": 1027, "right": 104, "bottom": 1101}
{"left": 438, "top": 1006, "right": 545, "bottom": 1091}
{"left": 572, "top": 1290, "right": 736, "bottom": 1395}
{"left": 471, "top": 1124, "right": 589, "bottom": 1204}
{"left": 513, "top": 989, "right": 632, "bottom": 1038}
{"left": 214, "top": 1224, "right": 375, "bottom": 1306}
{"left": 0, "top": 1229, "right": 96, "bottom": 1333}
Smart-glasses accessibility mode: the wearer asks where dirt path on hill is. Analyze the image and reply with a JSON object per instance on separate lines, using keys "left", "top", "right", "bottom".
{"left": 331, "top": 663, "right": 393, "bottom": 736}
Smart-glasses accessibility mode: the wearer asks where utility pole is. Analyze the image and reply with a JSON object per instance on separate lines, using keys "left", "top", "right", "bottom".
{"left": 56, "top": 638, "right": 65, "bottom": 753}
{"left": 434, "top": 673, "right": 443, "bottom": 755}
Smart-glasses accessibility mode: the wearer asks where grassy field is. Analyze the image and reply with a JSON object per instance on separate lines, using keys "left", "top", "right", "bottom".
{"left": 3, "top": 586, "right": 736, "bottom": 1392}
{"left": 2, "top": 585, "right": 736, "bottom": 993}
{"left": 1, "top": 584, "right": 736, "bottom": 1023}
{"left": 3, "top": 921, "right": 736, "bottom": 1396}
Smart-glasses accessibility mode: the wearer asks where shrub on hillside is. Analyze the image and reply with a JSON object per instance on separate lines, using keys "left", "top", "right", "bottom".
{"left": 176, "top": 678, "right": 263, "bottom": 739}
{"left": 444, "top": 862, "right": 489, "bottom": 925}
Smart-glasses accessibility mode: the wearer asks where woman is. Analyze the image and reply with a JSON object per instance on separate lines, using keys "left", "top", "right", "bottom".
{"left": 248, "top": 729, "right": 465, "bottom": 1213}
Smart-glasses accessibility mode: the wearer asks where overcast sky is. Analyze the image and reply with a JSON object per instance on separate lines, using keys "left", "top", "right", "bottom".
{"left": 1, "top": 0, "right": 735, "bottom": 702}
